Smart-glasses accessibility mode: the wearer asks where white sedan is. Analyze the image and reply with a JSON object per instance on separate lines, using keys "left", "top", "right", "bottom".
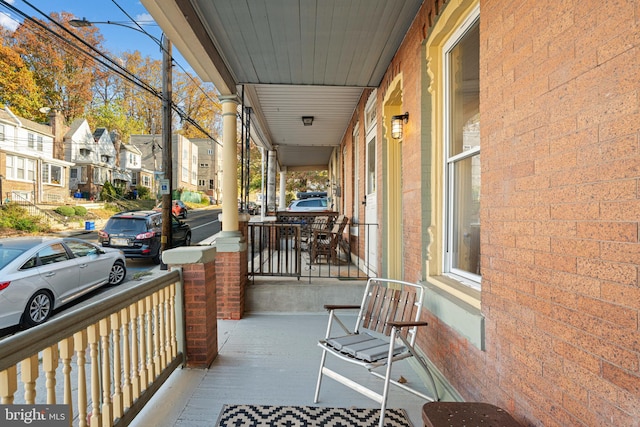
{"left": 0, "top": 237, "right": 126, "bottom": 329}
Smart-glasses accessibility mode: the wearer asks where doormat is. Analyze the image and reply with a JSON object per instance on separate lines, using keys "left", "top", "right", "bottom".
{"left": 215, "top": 404, "right": 413, "bottom": 427}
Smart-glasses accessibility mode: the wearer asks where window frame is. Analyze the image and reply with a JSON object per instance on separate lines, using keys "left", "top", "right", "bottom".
{"left": 442, "top": 8, "right": 481, "bottom": 289}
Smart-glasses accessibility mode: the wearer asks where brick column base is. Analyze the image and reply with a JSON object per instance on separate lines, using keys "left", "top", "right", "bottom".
{"left": 215, "top": 249, "right": 248, "bottom": 319}
{"left": 163, "top": 246, "right": 218, "bottom": 368}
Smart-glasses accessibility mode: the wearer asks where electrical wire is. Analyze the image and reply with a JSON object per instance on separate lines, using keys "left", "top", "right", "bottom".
{"left": 2, "top": 0, "right": 222, "bottom": 144}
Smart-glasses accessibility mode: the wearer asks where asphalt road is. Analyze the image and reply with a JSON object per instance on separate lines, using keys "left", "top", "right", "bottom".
{"left": 0, "top": 207, "right": 222, "bottom": 338}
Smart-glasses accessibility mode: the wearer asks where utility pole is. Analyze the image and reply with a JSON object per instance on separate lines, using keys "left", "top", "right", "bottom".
{"left": 160, "top": 36, "right": 173, "bottom": 268}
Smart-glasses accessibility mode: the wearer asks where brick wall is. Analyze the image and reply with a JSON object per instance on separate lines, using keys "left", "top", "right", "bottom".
{"left": 341, "top": 0, "right": 640, "bottom": 425}
{"left": 215, "top": 250, "right": 248, "bottom": 320}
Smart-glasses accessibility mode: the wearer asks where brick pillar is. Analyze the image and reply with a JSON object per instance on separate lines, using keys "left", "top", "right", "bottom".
{"left": 163, "top": 246, "right": 218, "bottom": 368}
{"left": 215, "top": 214, "right": 249, "bottom": 319}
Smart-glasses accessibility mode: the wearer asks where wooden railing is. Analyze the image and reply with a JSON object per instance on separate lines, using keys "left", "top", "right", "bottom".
{"left": 0, "top": 270, "right": 184, "bottom": 427}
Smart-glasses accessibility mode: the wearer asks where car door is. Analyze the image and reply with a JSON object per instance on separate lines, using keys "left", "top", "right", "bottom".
{"left": 171, "top": 215, "right": 188, "bottom": 246}
{"left": 35, "top": 243, "right": 80, "bottom": 304}
{"left": 64, "top": 240, "right": 111, "bottom": 290}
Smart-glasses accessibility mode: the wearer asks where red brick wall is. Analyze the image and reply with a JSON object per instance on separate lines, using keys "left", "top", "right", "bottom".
{"left": 342, "top": 0, "right": 640, "bottom": 425}
{"left": 181, "top": 263, "right": 217, "bottom": 368}
{"left": 215, "top": 250, "right": 248, "bottom": 320}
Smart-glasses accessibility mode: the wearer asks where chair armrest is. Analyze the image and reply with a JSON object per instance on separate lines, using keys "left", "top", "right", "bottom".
{"left": 387, "top": 320, "right": 429, "bottom": 328}
{"left": 324, "top": 304, "right": 361, "bottom": 311}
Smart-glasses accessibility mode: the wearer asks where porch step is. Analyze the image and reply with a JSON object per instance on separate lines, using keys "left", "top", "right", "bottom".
{"left": 246, "top": 278, "right": 366, "bottom": 313}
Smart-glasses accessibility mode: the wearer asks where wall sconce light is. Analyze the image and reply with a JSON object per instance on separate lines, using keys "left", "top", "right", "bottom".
{"left": 302, "top": 116, "right": 314, "bottom": 126}
{"left": 391, "top": 112, "right": 409, "bottom": 139}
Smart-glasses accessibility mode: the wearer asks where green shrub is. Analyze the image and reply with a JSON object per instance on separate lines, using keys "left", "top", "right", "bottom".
{"left": 73, "top": 206, "right": 88, "bottom": 216}
{"left": 54, "top": 206, "right": 76, "bottom": 216}
{"left": 0, "top": 203, "right": 50, "bottom": 232}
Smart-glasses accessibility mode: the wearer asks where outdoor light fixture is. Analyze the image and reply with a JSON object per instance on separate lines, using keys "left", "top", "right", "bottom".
{"left": 302, "top": 116, "right": 314, "bottom": 126}
{"left": 391, "top": 112, "right": 409, "bottom": 139}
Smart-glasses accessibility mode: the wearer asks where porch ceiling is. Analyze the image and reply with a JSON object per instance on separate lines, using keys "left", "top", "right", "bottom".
{"left": 141, "top": 0, "right": 423, "bottom": 169}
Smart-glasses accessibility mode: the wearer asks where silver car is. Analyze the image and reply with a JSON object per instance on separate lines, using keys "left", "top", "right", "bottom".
{"left": 0, "top": 237, "right": 127, "bottom": 329}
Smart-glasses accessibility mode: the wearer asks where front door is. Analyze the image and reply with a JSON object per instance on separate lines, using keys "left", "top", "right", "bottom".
{"left": 364, "top": 130, "right": 378, "bottom": 276}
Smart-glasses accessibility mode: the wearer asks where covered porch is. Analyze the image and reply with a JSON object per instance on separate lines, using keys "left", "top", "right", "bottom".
{"left": 130, "top": 311, "right": 451, "bottom": 427}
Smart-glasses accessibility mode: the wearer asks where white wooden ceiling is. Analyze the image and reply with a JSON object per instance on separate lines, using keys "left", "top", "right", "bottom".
{"left": 141, "top": 0, "right": 423, "bottom": 169}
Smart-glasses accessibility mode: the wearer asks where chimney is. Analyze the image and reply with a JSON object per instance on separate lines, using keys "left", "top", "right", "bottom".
{"left": 49, "top": 110, "right": 68, "bottom": 160}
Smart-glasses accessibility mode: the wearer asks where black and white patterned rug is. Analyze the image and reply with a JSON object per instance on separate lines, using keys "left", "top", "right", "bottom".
{"left": 215, "top": 404, "right": 413, "bottom": 427}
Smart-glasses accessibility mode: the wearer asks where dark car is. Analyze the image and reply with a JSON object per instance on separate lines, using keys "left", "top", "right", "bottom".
{"left": 98, "top": 210, "right": 191, "bottom": 264}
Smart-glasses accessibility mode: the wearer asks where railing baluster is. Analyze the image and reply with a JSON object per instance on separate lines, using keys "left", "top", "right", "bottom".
{"left": 43, "top": 344, "right": 59, "bottom": 404}
{"left": 59, "top": 337, "right": 74, "bottom": 426}
{"left": 21, "top": 354, "right": 39, "bottom": 404}
{"left": 74, "top": 330, "right": 88, "bottom": 427}
{"left": 99, "top": 318, "right": 112, "bottom": 426}
{"left": 87, "top": 323, "right": 101, "bottom": 427}
{"left": 145, "top": 295, "right": 154, "bottom": 384}
{"left": 130, "top": 302, "right": 141, "bottom": 400}
{"left": 169, "top": 284, "right": 177, "bottom": 359}
{"left": 111, "top": 312, "right": 123, "bottom": 419}
{"left": 160, "top": 288, "right": 168, "bottom": 370}
{"left": 0, "top": 366, "right": 17, "bottom": 404}
{"left": 121, "top": 307, "right": 133, "bottom": 411}
{"left": 153, "top": 291, "right": 161, "bottom": 377}
{"left": 137, "top": 299, "right": 147, "bottom": 391}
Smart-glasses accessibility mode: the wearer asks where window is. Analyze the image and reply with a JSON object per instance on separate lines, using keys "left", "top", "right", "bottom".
{"left": 28, "top": 133, "right": 34, "bottom": 149}
{"left": 6, "top": 155, "right": 35, "bottom": 181}
{"left": 0, "top": 124, "right": 4, "bottom": 141}
{"left": 42, "top": 164, "right": 62, "bottom": 185}
{"left": 444, "top": 13, "right": 480, "bottom": 285}
{"left": 209, "top": 179, "right": 214, "bottom": 190}
{"left": 131, "top": 174, "right": 138, "bottom": 185}
{"left": 70, "top": 168, "right": 78, "bottom": 179}
{"left": 66, "top": 240, "right": 98, "bottom": 258}
{"left": 37, "top": 136, "right": 43, "bottom": 151}
{"left": 38, "top": 244, "right": 70, "bottom": 266}
{"left": 200, "top": 163, "right": 209, "bottom": 168}
{"left": 142, "top": 175, "right": 151, "bottom": 186}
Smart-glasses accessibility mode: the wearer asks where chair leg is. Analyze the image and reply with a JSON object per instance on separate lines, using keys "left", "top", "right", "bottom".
{"left": 314, "top": 348, "right": 328, "bottom": 403}
{"left": 377, "top": 327, "right": 400, "bottom": 427}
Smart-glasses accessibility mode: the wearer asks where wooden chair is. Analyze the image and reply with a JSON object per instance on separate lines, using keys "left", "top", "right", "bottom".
{"left": 299, "top": 215, "right": 330, "bottom": 251}
{"left": 314, "top": 277, "right": 440, "bottom": 427}
{"left": 309, "top": 215, "right": 348, "bottom": 264}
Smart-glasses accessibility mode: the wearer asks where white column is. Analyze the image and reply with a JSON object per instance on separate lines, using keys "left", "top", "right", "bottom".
{"left": 267, "top": 150, "right": 277, "bottom": 214}
{"left": 279, "top": 167, "right": 286, "bottom": 210}
{"left": 220, "top": 96, "right": 239, "bottom": 233}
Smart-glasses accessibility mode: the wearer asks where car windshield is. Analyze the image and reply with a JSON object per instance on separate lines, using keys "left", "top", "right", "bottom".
{"left": 0, "top": 248, "right": 25, "bottom": 270}
{"left": 104, "top": 218, "right": 148, "bottom": 234}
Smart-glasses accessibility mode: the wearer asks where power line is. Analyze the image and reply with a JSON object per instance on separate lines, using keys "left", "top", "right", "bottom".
{"left": 1, "top": 0, "right": 222, "bottom": 145}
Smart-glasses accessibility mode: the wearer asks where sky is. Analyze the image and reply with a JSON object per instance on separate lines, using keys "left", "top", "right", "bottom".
{"left": 0, "top": 0, "right": 185, "bottom": 66}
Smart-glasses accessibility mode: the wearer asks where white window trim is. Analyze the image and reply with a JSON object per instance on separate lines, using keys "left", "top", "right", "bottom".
{"left": 442, "top": 6, "right": 481, "bottom": 289}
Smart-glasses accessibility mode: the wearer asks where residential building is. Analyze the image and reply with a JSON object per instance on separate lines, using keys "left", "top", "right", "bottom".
{"left": 0, "top": 106, "right": 73, "bottom": 204}
{"left": 119, "top": 143, "right": 153, "bottom": 194}
{"left": 129, "top": 134, "right": 198, "bottom": 196}
{"left": 192, "top": 138, "right": 221, "bottom": 201}
{"left": 140, "top": 0, "right": 640, "bottom": 425}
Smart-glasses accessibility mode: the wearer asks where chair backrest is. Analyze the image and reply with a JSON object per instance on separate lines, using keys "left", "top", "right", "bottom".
{"left": 355, "top": 278, "right": 424, "bottom": 346}
{"left": 332, "top": 215, "right": 348, "bottom": 235}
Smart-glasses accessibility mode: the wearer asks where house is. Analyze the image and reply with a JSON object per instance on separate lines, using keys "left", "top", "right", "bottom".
{"left": 0, "top": 106, "right": 73, "bottom": 204}
{"left": 142, "top": 0, "right": 640, "bottom": 425}
{"left": 129, "top": 134, "right": 198, "bottom": 196}
{"left": 191, "top": 138, "right": 221, "bottom": 201}
{"left": 119, "top": 143, "right": 153, "bottom": 194}
{"left": 65, "top": 120, "right": 120, "bottom": 199}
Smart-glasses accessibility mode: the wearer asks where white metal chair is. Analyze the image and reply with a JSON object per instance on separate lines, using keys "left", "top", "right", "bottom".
{"left": 314, "top": 277, "right": 439, "bottom": 427}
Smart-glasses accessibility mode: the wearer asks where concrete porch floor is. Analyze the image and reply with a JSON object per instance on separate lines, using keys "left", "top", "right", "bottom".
{"left": 130, "top": 312, "right": 443, "bottom": 426}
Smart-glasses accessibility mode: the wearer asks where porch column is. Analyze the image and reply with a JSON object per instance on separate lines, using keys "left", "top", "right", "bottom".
{"left": 267, "top": 150, "right": 277, "bottom": 214}
{"left": 215, "top": 95, "right": 247, "bottom": 320}
{"left": 220, "top": 96, "right": 240, "bottom": 232}
{"left": 162, "top": 246, "right": 218, "bottom": 368}
{"left": 279, "top": 167, "right": 286, "bottom": 210}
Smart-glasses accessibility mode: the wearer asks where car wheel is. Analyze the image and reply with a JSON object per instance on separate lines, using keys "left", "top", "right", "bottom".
{"left": 109, "top": 261, "right": 127, "bottom": 285}
{"left": 184, "top": 232, "right": 191, "bottom": 246}
{"left": 22, "top": 290, "right": 53, "bottom": 328}
{"left": 153, "top": 247, "right": 163, "bottom": 265}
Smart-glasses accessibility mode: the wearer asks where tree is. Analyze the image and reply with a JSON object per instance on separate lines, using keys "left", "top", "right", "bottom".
{"left": 0, "top": 41, "right": 43, "bottom": 117}
{"left": 9, "top": 12, "right": 105, "bottom": 123}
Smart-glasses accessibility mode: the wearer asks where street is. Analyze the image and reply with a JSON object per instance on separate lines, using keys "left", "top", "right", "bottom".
{"left": 0, "top": 207, "right": 221, "bottom": 339}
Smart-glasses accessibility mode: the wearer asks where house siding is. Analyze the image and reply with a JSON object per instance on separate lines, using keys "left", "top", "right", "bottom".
{"left": 339, "top": 0, "right": 640, "bottom": 425}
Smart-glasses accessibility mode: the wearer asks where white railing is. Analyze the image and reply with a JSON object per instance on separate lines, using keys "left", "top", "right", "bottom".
{"left": 0, "top": 270, "right": 184, "bottom": 427}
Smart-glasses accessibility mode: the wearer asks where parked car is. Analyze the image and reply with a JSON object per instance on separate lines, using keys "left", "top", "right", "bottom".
{"left": 286, "top": 197, "right": 330, "bottom": 212}
{"left": 0, "top": 237, "right": 127, "bottom": 329}
{"left": 247, "top": 201, "right": 258, "bottom": 215}
{"left": 98, "top": 210, "right": 191, "bottom": 264}
{"left": 155, "top": 200, "right": 188, "bottom": 218}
